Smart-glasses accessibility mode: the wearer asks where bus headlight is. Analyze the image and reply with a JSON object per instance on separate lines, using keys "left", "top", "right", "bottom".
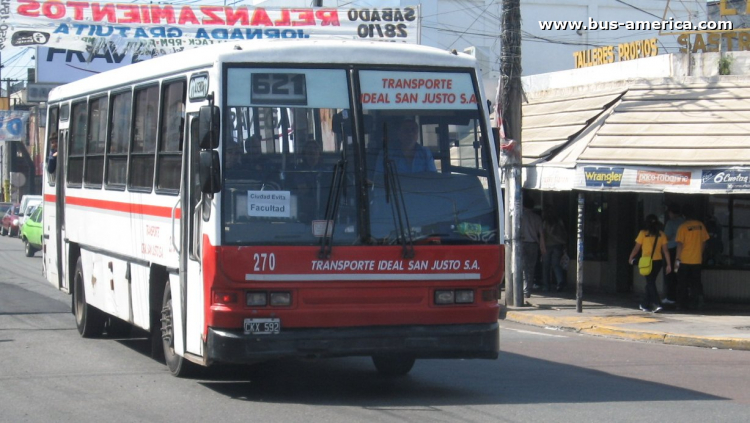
{"left": 270, "top": 292, "right": 291, "bottom": 306}
{"left": 434, "top": 290, "right": 455, "bottom": 305}
{"left": 246, "top": 292, "right": 267, "bottom": 306}
{"left": 455, "top": 289, "right": 474, "bottom": 304}
{"left": 435, "top": 289, "right": 475, "bottom": 305}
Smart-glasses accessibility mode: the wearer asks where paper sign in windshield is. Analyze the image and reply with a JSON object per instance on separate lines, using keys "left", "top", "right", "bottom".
{"left": 312, "top": 220, "right": 334, "bottom": 237}
{"left": 247, "top": 191, "right": 291, "bottom": 218}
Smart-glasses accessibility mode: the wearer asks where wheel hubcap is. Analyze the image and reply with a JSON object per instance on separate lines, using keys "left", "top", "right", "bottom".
{"left": 161, "top": 300, "right": 174, "bottom": 352}
{"left": 75, "top": 274, "right": 84, "bottom": 324}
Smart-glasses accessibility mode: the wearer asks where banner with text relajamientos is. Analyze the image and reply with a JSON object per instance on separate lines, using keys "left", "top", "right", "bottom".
{"left": 0, "top": 1, "right": 419, "bottom": 54}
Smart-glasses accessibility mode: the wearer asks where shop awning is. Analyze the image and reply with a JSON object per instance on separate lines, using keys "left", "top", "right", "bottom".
{"left": 578, "top": 81, "right": 750, "bottom": 166}
{"left": 522, "top": 89, "right": 624, "bottom": 165}
{"left": 522, "top": 77, "right": 750, "bottom": 194}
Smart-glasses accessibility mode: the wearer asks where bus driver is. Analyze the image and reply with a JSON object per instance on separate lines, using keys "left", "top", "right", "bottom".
{"left": 376, "top": 119, "right": 437, "bottom": 175}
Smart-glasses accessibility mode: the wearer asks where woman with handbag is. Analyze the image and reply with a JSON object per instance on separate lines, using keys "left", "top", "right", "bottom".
{"left": 628, "top": 214, "right": 672, "bottom": 313}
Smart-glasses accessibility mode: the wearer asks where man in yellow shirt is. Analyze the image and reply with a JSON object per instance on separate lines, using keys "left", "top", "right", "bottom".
{"left": 675, "top": 205, "right": 710, "bottom": 310}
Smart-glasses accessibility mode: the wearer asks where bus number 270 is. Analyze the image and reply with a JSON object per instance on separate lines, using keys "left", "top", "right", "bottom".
{"left": 254, "top": 253, "right": 276, "bottom": 271}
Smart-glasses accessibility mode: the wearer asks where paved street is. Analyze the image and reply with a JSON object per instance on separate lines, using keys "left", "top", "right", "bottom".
{"left": 1, "top": 235, "right": 749, "bottom": 422}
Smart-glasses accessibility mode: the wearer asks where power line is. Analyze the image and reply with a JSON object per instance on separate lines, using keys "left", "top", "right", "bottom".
{"left": 615, "top": 0, "right": 663, "bottom": 20}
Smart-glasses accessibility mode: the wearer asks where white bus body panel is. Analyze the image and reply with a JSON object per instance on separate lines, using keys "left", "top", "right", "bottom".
{"left": 186, "top": 259, "right": 204, "bottom": 356}
{"left": 63, "top": 187, "right": 181, "bottom": 330}
{"left": 43, "top": 201, "right": 60, "bottom": 289}
{"left": 169, "top": 272, "right": 185, "bottom": 356}
{"left": 130, "top": 263, "right": 152, "bottom": 330}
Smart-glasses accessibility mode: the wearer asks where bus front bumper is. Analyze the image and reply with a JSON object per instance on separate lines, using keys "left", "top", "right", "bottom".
{"left": 206, "top": 323, "right": 499, "bottom": 364}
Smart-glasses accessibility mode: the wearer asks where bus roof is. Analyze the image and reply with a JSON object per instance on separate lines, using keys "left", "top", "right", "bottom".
{"left": 48, "top": 39, "right": 479, "bottom": 102}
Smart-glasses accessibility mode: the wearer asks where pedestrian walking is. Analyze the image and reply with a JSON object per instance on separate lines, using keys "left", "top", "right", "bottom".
{"left": 675, "top": 205, "right": 710, "bottom": 310}
{"left": 628, "top": 214, "right": 671, "bottom": 313}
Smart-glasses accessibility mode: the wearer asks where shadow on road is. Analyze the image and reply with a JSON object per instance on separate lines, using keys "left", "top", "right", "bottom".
{"left": 190, "top": 351, "right": 725, "bottom": 406}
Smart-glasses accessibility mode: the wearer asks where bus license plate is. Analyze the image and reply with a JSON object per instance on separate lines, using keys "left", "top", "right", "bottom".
{"left": 244, "top": 318, "right": 281, "bottom": 335}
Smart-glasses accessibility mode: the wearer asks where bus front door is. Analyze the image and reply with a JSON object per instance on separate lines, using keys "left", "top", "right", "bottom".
{"left": 45, "top": 129, "right": 69, "bottom": 293}
{"left": 180, "top": 113, "right": 204, "bottom": 358}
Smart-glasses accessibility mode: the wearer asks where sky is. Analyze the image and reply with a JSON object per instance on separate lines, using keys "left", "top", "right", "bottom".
{"left": 0, "top": 0, "right": 402, "bottom": 84}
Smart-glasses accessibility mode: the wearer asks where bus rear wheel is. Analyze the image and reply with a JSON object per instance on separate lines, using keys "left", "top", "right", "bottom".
{"left": 73, "top": 257, "right": 105, "bottom": 338}
{"left": 161, "top": 280, "right": 196, "bottom": 377}
{"left": 372, "top": 355, "right": 416, "bottom": 376}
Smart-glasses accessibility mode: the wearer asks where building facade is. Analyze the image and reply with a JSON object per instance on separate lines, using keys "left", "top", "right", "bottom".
{"left": 521, "top": 50, "right": 750, "bottom": 302}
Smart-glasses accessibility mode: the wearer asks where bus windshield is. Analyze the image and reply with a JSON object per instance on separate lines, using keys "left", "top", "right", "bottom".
{"left": 361, "top": 70, "right": 497, "bottom": 246}
{"left": 222, "top": 66, "right": 498, "bottom": 246}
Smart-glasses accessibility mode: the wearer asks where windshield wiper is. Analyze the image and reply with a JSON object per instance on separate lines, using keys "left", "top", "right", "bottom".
{"left": 318, "top": 122, "right": 349, "bottom": 260}
{"left": 318, "top": 158, "right": 346, "bottom": 259}
{"left": 382, "top": 123, "right": 415, "bottom": 259}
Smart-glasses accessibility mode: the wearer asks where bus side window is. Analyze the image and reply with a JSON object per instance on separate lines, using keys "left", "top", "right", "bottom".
{"left": 156, "top": 80, "right": 186, "bottom": 192}
{"left": 129, "top": 85, "right": 159, "bottom": 191}
{"left": 67, "top": 101, "right": 87, "bottom": 187}
{"left": 47, "top": 105, "right": 59, "bottom": 186}
{"left": 84, "top": 95, "right": 107, "bottom": 188}
{"left": 106, "top": 90, "right": 132, "bottom": 188}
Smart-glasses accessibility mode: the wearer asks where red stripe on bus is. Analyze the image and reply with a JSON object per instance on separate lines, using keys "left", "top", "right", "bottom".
{"left": 47, "top": 194, "right": 181, "bottom": 219}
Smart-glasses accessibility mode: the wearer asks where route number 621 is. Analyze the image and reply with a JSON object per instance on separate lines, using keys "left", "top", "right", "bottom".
{"left": 253, "top": 253, "right": 276, "bottom": 271}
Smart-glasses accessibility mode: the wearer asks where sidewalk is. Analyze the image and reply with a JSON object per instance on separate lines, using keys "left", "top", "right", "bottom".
{"left": 500, "top": 290, "right": 750, "bottom": 351}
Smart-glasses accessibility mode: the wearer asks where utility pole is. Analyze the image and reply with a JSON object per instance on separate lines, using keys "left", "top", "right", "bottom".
{"left": 0, "top": 53, "right": 8, "bottom": 202}
{"left": 2, "top": 78, "right": 19, "bottom": 102}
{"left": 500, "top": 0, "right": 524, "bottom": 307}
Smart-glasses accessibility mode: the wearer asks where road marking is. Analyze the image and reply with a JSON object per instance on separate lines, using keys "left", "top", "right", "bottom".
{"left": 504, "top": 327, "right": 567, "bottom": 338}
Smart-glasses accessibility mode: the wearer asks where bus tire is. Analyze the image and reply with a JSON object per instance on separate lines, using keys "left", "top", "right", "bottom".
{"left": 161, "top": 280, "right": 196, "bottom": 377}
{"left": 73, "top": 257, "right": 105, "bottom": 338}
{"left": 372, "top": 355, "right": 416, "bottom": 376}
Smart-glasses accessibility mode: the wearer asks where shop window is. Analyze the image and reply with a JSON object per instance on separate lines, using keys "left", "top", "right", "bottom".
{"left": 707, "top": 196, "right": 750, "bottom": 268}
{"left": 584, "top": 192, "right": 608, "bottom": 261}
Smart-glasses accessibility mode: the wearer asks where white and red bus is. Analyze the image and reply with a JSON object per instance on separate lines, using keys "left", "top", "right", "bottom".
{"left": 43, "top": 39, "right": 503, "bottom": 377}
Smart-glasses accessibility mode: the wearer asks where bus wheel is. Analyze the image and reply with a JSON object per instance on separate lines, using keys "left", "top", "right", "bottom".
{"left": 24, "top": 239, "right": 36, "bottom": 257}
{"left": 372, "top": 355, "right": 416, "bottom": 376}
{"left": 161, "top": 280, "right": 196, "bottom": 377}
{"left": 73, "top": 257, "right": 105, "bottom": 338}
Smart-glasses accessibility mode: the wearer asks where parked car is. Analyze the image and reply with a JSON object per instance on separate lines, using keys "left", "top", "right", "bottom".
{"left": 18, "top": 195, "right": 42, "bottom": 230}
{"left": 1, "top": 204, "right": 21, "bottom": 236}
{"left": 20, "top": 203, "right": 43, "bottom": 257}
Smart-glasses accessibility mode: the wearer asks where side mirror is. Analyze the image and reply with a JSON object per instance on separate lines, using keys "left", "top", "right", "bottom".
{"left": 198, "top": 106, "right": 220, "bottom": 149}
{"left": 199, "top": 150, "right": 221, "bottom": 193}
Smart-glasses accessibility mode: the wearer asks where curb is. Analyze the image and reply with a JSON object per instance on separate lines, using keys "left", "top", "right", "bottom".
{"left": 503, "top": 310, "right": 750, "bottom": 351}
